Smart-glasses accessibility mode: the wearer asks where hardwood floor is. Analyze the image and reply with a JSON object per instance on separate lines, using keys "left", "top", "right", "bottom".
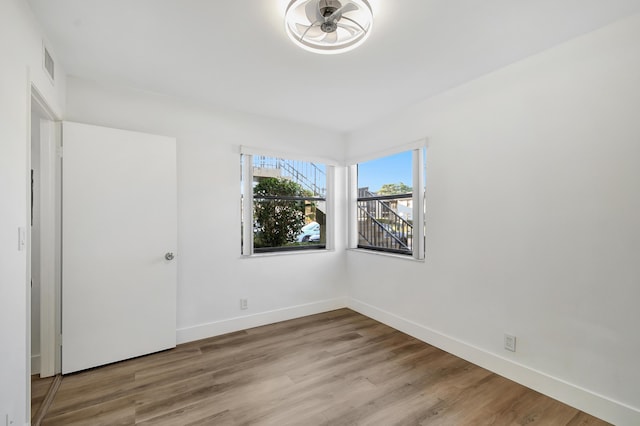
{"left": 31, "top": 374, "right": 54, "bottom": 422}
{"left": 38, "top": 309, "right": 610, "bottom": 425}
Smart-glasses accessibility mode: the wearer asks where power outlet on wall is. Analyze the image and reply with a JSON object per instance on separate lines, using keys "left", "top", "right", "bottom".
{"left": 240, "top": 298, "right": 248, "bottom": 310}
{"left": 504, "top": 334, "right": 517, "bottom": 352}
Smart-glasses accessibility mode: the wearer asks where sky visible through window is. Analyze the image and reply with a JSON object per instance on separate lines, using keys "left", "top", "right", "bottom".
{"left": 358, "top": 150, "right": 413, "bottom": 193}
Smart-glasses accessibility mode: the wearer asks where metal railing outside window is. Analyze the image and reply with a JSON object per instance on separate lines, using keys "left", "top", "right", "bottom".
{"left": 357, "top": 188, "right": 413, "bottom": 255}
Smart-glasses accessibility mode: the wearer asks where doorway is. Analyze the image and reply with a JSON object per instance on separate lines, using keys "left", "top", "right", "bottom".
{"left": 30, "top": 89, "right": 62, "bottom": 422}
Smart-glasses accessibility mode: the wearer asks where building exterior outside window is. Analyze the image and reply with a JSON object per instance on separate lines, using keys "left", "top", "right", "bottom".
{"left": 241, "top": 152, "right": 331, "bottom": 255}
{"left": 349, "top": 145, "right": 426, "bottom": 259}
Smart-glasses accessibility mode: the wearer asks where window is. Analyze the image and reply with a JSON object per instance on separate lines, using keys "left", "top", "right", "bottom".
{"left": 241, "top": 152, "right": 331, "bottom": 255}
{"left": 350, "top": 146, "right": 426, "bottom": 259}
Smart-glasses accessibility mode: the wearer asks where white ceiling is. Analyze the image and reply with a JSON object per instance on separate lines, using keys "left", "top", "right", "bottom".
{"left": 28, "top": 0, "right": 640, "bottom": 132}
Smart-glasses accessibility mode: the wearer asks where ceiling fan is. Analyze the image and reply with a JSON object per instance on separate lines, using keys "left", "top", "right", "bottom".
{"left": 284, "top": 0, "right": 373, "bottom": 54}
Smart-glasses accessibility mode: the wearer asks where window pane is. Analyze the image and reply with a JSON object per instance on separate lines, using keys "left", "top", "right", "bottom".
{"left": 253, "top": 156, "right": 326, "bottom": 198}
{"left": 243, "top": 155, "right": 327, "bottom": 254}
{"left": 357, "top": 150, "right": 414, "bottom": 255}
{"left": 253, "top": 198, "right": 326, "bottom": 251}
{"left": 356, "top": 195, "right": 412, "bottom": 254}
{"left": 357, "top": 151, "right": 412, "bottom": 195}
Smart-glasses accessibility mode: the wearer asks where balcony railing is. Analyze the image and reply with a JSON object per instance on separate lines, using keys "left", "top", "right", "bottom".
{"left": 357, "top": 189, "right": 412, "bottom": 254}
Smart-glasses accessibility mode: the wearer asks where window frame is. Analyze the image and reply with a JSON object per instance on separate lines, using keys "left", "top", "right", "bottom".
{"left": 348, "top": 141, "right": 426, "bottom": 260}
{"left": 241, "top": 147, "right": 336, "bottom": 257}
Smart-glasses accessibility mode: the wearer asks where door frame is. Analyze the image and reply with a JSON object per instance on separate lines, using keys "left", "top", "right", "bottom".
{"left": 30, "top": 86, "right": 62, "bottom": 379}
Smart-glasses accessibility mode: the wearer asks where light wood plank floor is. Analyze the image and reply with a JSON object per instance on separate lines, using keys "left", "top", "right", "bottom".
{"left": 37, "top": 309, "right": 610, "bottom": 425}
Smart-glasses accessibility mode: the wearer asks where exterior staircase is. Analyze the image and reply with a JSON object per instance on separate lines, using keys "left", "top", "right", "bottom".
{"left": 357, "top": 188, "right": 413, "bottom": 253}
{"left": 252, "top": 156, "right": 326, "bottom": 197}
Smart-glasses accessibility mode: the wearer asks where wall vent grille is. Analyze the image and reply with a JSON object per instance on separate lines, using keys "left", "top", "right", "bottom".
{"left": 43, "top": 44, "right": 54, "bottom": 83}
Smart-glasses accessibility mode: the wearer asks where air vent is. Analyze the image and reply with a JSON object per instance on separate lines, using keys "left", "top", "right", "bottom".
{"left": 43, "top": 43, "right": 54, "bottom": 83}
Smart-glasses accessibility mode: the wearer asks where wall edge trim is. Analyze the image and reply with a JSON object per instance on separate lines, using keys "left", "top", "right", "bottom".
{"left": 31, "top": 354, "right": 41, "bottom": 376}
{"left": 176, "top": 297, "right": 348, "bottom": 344}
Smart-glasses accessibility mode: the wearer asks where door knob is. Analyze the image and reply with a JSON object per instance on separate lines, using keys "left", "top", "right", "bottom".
{"left": 165, "top": 252, "right": 175, "bottom": 261}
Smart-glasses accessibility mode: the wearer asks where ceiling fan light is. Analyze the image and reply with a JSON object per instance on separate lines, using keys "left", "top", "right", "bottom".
{"left": 285, "top": 0, "right": 373, "bottom": 54}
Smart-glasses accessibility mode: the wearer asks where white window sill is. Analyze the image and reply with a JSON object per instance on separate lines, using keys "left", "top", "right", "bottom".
{"left": 346, "top": 248, "right": 425, "bottom": 262}
{"left": 241, "top": 248, "right": 334, "bottom": 259}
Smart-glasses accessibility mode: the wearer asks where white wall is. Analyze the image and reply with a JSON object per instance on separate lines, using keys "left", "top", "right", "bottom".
{"left": 0, "top": 0, "right": 65, "bottom": 423}
{"left": 8, "top": 1, "right": 638, "bottom": 423}
{"left": 65, "top": 77, "right": 348, "bottom": 344}
{"left": 346, "top": 14, "right": 640, "bottom": 425}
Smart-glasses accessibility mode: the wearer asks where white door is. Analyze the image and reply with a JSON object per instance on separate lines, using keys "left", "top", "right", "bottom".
{"left": 62, "top": 122, "right": 177, "bottom": 374}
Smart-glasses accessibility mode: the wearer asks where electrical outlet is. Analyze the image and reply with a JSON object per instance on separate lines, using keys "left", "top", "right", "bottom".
{"left": 504, "top": 334, "right": 517, "bottom": 352}
{"left": 240, "top": 298, "right": 248, "bottom": 310}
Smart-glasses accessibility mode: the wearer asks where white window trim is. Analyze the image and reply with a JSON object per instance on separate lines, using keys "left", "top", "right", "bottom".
{"left": 241, "top": 153, "right": 254, "bottom": 256}
{"left": 348, "top": 140, "right": 427, "bottom": 260}
{"left": 412, "top": 147, "right": 426, "bottom": 260}
{"left": 241, "top": 151, "right": 335, "bottom": 257}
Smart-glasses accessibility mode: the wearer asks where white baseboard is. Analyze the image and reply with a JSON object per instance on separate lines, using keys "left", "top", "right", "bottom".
{"left": 348, "top": 298, "right": 640, "bottom": 426}
{"left": 31, "top": 354, "right": 41, "bottom": 375}
{"left": 176, "top": 297, "right": 348, "bottom": 345}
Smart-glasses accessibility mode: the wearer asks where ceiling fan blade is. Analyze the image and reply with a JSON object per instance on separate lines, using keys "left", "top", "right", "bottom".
{"left": 328, "top": 2, "right": 358, "bottom": 21}
{"left": 296, "top": 22, "right": 324, "bottom": 40}
{"left": 305, "top": 0, "right": 323, "bottom": 23}
{"left": 337, "top": 22, "right": 360, "bottom": 36}
{"left": 341, "top": 15, "right": 367, "bottom": 32}
{"left": 322, "top": 30, "right": 338, "bottom": 44}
